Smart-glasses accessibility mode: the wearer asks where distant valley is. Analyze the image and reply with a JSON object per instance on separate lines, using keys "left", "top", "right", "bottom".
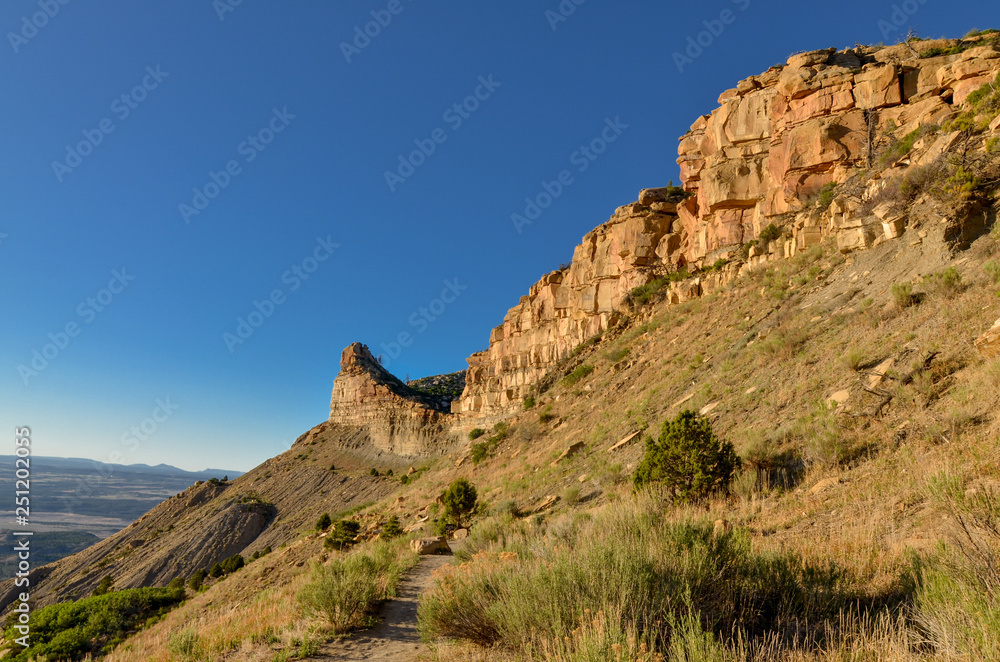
{"left": 0, "top": 456, "right": 241, "bottom": 576}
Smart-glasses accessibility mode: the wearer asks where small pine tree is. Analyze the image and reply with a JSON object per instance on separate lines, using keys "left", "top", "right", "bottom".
{"left": 441, "top": 478, "right": 478, "bottom": 528}
{"left": 93, "top": 575, "right": 114, "bottom": 596}
{"left": 316, "top": 513, "right": 332, "bottom": 532}
{"left": 325, "top": 519, "right": 361, "bottom": 550}
{"left": 633, "top": 410, "right": 741, "bottom": 502}
{"left": 209, "top": 563, "right": 224, "bottom": 578}
{"left": 189, "top": 569, "right": 206, "bottom": 591}
{"left": 382, "top": 515, "right": 403, "bottom": 539}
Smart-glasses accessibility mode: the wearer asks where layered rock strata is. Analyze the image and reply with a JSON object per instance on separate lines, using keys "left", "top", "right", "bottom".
{"left": 456, "top": 37, "right": 1000, "bottom": 418}
{"left": 677, "top": 38, "right": 1000, "bottom": 261}
{"left": 329, "top": 343, "right": 454, "bottom": 456}
{"left": 456, "top": 189, "right": 686, "bottom": 416}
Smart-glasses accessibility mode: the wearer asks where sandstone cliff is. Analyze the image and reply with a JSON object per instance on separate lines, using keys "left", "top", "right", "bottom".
{"left": 676, "top": 37, "right": 999, "bottom": 261}
{"left": 455, "top": 35, "right": 1000, "bottom": 418}
{"left": 329, "top": 343, "right": 458, "bottom": 456}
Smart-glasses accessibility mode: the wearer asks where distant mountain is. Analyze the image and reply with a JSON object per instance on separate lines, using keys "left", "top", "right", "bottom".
{"left": 0, "top": 456, "right": 243, "bottom": 482}
{"left": 0, "top": 456, "right": 244, "bottom": 576}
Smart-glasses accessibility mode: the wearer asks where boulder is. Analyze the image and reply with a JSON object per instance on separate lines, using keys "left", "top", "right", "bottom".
{"left": 452, "top": 528, "right": 469, "bottom": 541}
{"left": 410, "top": 537, "right": 451, "bottom": 555}
{"left": 975, "top": 318, "right": 1000, "bottom": 358}
{"left": 551, "top": 442, "right": 586, "bottom": 467}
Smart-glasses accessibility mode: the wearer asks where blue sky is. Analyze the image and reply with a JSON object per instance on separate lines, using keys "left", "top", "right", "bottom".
{"left": 0, "top": 0, "right": 990, "bottom": 471}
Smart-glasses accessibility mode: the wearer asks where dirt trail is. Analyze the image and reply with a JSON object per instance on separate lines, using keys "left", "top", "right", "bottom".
{"left": 312, "top": 554, "right": 452, "bottom": 661}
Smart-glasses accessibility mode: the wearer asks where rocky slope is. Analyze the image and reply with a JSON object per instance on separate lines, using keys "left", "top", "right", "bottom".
{"left": 455, "top": 34, "right": 1000, "bottom": 418}
{"left": 6, "top": 32, "right": 999, "bottom": 639}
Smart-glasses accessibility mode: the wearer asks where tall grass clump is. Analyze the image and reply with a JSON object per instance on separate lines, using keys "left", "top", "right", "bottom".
{"left": 913, "top": 474, "right": 1000, "bottom": 660}
{"left": 298, "top": 537, "right": 418, "bottom": 635}
{"left": 418, "top": 497, "right": 847, "bottom": 658}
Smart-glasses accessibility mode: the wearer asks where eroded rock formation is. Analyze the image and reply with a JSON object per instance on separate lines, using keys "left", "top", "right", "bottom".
{"left": 329, "top": 343, "right": 455, "bottom": 455}
{"left": 456, "top": 36, "right": 1000, "bottom": 418}
{"left": 455, "top": 192, "right": 686, "bottom": 416}
{"left": 677, "top": 38, "right": 999, "bottom": 261}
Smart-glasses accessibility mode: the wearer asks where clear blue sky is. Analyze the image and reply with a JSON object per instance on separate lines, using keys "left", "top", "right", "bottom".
{"left": 0, "top": 0, "right": 989, "bottom": 471}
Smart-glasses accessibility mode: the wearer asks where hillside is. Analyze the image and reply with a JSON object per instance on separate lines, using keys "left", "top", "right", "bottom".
{"left": 4, "top": 32, "right": 1000, "bottom": 662}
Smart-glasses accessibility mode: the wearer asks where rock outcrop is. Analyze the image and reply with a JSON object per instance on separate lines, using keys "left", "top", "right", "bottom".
{"left": 456, "top": 36, "right": 1000, "bottom": 418}
{"left": 676, "top": 38, "right": 1000, "bottom": 262}
{"left": 330, "top": 343, "right": 456, "bottom": 456}
{"left": 456, "top": 191, "right": 687, "bottom": 416}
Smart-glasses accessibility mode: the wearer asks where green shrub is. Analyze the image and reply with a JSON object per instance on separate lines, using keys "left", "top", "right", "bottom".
{"left": 188, "top": 569, "right": 206, "bottom": 591}
{"left": 324, "top": 519, "right": 362, "bottom": 551}
{"left": 400, "top": 474, "right": 410, "bottom": 485}
{"left": 298, "top": 539, "right": 416, "bottom": 634}
{"left": 442, "top": 479, "right": 478, "bottom": 528}
{"left": 816, "top": 182, "right": 838, "bottom": 209}
{"left": 93, "top": 575, "right": 114, "bottom": 596}
{"left": 316, "top": 513, "right": 333, "bottom": 532}
{"left": 418, "top": 498, "right": 846, "bottom": 656}
{"left": 209, "top": 563, "right": 224, "bottom": 578}
{"left": 369, "top": 468, "right": 380, "bottom": 477}
{"left": 523, "top": 396, "right": 536, "bottom": 410}
{"left": 382, "top": 515, "right": 403, "bottom": 539}
{"left": 623, "top": 278, "right": 670, "bottom": 308}
{"left": 633, "top": 410, "right": 741, "bottom": 502}
{"left": 221, "top": 554, "right": 244, "bottom": 574}
{"left": 842, "top": 348, "right": 866, "bottom": 371}
{"left": 538, "top": 405, "right": 555, "bottom": 424}
{"left": 469, "top": 428, "right": 486, "bottom": 440}
{"left": 892, "top": 281, "right": 916, "bottom": 309}
{"left": 914, "top": 475, "right": 1000, "bottom": 660}
{"left": 562, "top": 364, "right": 595, "bottom": 388}
{"left": 984, "top": 260, "right": 1000, "bottom": 284}
{"left": 471, "top": 442, "right": 490, "bottom": 465}
{"left": 1, "top": 586, "right": 185, "bottom": 661}
{"left": 923, "top": 267, "right": 963, "bottom": 295}
{"left": 758, "top": 223, "right": 782, "bottom": 245}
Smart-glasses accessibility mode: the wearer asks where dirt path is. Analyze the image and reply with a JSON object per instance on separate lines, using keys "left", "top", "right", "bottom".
{"left": 312, "top": 554, "right": 452, "bottom": 661}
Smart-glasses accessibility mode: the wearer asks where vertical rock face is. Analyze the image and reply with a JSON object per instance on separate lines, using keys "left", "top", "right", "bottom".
{"left": 456, "top": 37, "right": 1000, "bottom": 419}
{"left": 677, "top": 38, "right": 999, "bottom": 262}
{"left": 329, "top": 343, "right": 455, "bottom": 456}
{"left": 456, "top": 195, "right": 683, "bottom": 416}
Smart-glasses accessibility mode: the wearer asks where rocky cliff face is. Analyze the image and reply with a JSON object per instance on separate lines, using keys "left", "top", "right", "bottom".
{"left": 455, "top": 190, "right": 688, "bottom": 416}
{"left": 456, "top": 35, "right": 1000, "bottom": 418}
{"left": 329, "top": 343, "right": 457, "bottom": 455}
{"left": 677, "top": 37, "right": 999, "bottom": 261}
